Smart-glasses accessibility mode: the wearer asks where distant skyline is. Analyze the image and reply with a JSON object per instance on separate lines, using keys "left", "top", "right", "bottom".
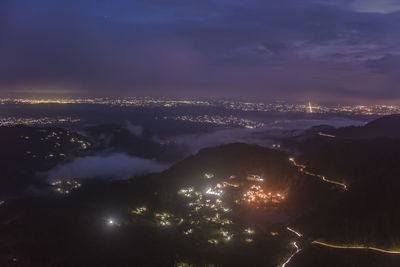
{"left": 1, "top": 0, "right": 400, "bottom": 104}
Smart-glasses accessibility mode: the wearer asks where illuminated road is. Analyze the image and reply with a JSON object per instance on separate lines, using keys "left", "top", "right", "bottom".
{"left": 279, "top": 227, "right": 304, "bottom": 267}
{"left": 286, "top": 227, "right": 303, "bottom": 237}
{"left": 312, "top": 241, "right": 400, "bottom": 255}
{"left": 289, "top": 158, "right": 348, "bottom": 191}
{"left": 285, "top": 158, "right": 400, "bottom": 262}
{"left": 282, "top": 242, "right": 301, "bottom": 267}
{"left": 280, "top": 229, "right": 400, "bottom": 266}
{"left": 317, "top": 132, "right": 336, "bottom": 138}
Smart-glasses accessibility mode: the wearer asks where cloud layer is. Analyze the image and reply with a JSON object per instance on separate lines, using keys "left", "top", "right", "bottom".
{"left": 171, "top": 118, "right": 365, "bottom": 155}
{"left": 46, "top": 153, "right": 168, "bottom": 180}
{"left": 44, "top": 118, "right": 365, "bottom": 180}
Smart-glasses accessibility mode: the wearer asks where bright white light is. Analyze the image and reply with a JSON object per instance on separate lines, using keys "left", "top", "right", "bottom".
{"left": 287, "top": 227, "right": 303, "bottom": 237}
{"left": 205, "top": 187, "right": 222, "bottom": 196}
{"left": 245, "top": 228, "right": 255, "bottom": 234}
{"left": 282, "top": 241, "right": 301, "bottom": 267}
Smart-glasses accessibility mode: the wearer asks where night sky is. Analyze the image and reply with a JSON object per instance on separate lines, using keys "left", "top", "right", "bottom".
{"left": 1, "top": 0, "right": 400, "bottom": 103}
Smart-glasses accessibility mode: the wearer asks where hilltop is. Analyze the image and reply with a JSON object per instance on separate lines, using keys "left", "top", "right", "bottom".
{"left": 0, "top": 126, "right": 93, "bottom": 198}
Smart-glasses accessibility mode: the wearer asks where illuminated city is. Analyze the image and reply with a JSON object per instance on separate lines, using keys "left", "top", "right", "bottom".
{"left": 1, "top": 97, "right": 400, "bottom": 116}
{"left": 125, "top": 171, "right": 288, "bottom": 252}
{"left": 161, "top": 115, "right": 265, "bottom": 129}
{"left": 0, "top": 116, "right": 80, "bottom": 127}
{"left": 2, "top": 0, "right": 400, "bottom": 266}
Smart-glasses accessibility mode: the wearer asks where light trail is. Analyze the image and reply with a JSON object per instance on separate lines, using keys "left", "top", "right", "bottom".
{"left": 282, "top": 242, "right": 301, "bottom": 267}
{"left": 287, "top": 227, "right": 303, "bottom": 237}
{"left": 308, "top": 102, "right": 313, "bottom": 113}
{"left": 319, "top": 175, "right": 348, "bottom": 191}
{"left": 318, "top": 132, "right": 336, "bottom": 138}
{"left": 289, "top": 158, "right": 348, "bottom": 191}
{"left": 312, "top": 241, "right": 400, "bottom": 255}
{"left": 288, "top": 158, "right": 400, "bottom": 259}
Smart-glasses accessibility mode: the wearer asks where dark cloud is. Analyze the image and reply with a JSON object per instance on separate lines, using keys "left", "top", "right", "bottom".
{"left": 1, "top": 0, "right": 400, "bottom": 102}
{"left": 365, "top": 54, "right": 400, "bottom": 73}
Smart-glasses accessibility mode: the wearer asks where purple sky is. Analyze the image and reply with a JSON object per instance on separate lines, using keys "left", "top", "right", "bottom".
{"left": 1, "top": 0, "right": 400, "bottom": 103}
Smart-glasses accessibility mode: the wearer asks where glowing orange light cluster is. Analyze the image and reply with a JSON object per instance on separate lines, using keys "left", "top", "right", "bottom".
{"left": 242, "top": 185, "right": 285, "bottom": 204}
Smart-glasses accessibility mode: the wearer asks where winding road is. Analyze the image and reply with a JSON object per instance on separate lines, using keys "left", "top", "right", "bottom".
{"left": 282, "top": 241, "right": 301, "bottom": 267}
{"left": 280, "top": 158, "right": 400, "bottom": 266}
{"left": 312, "top": 241, "right": 400, "bottom": 255}
{"left": 289, "top": 157, "right": 348, "bottom": 191}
